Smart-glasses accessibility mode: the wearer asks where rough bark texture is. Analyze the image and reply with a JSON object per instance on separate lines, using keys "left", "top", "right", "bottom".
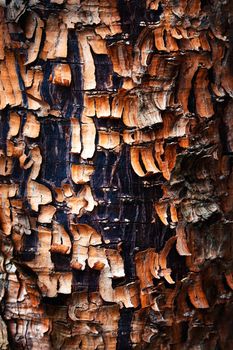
{"left": 0, "top": 0, "right": 233, "bottom": 349}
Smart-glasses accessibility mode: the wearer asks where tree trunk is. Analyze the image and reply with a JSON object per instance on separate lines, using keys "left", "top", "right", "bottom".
{"left": 0, "top": 0, "right": 233, "bottom": 349}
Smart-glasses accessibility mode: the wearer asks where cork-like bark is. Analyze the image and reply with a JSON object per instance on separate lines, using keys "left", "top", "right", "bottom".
{"left": 0, "top": 0, "right": 233, "bottom": 349}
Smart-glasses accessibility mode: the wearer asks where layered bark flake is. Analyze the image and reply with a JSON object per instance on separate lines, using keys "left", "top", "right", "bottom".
{"left": 0, "top": 0, "right": 233, "bottom": 349}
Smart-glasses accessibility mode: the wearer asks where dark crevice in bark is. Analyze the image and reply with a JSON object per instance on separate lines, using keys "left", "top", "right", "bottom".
{"left": 92, "top": 50, "right": 113, "bottom": 91}
{"left": 117, "top": 0, "right": 147, "bottom": 44}
{"left": 72, "top": 268, "right": 100, "bottom": 292}
{"left": 117, "top": 307, "right": 134, "bottom": 350}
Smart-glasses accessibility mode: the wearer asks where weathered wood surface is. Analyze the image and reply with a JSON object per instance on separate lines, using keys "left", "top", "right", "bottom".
{"left": 0, "top": 0, "right": 233, "bottom": 349}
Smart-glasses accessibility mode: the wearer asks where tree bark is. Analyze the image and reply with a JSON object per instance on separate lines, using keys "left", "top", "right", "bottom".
{"left": 0, "top": 0, "right": 233, "bottom": 349}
